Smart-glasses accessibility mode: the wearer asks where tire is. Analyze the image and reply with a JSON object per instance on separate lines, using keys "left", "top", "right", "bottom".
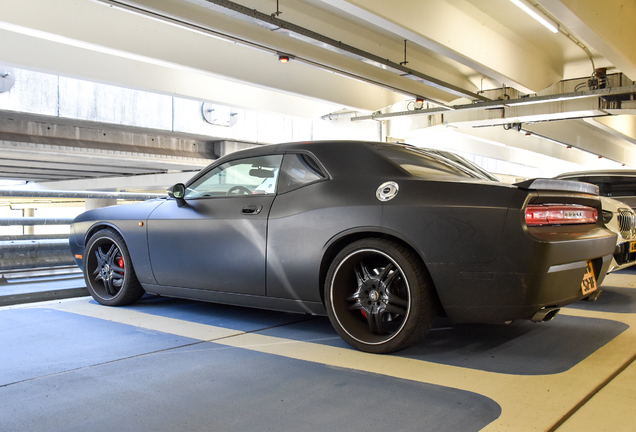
{"left": 325, "top": 238, "right": 436, "bottom": 353}
{"left": 84, "top": 229, "right": 145, "bottom": 306}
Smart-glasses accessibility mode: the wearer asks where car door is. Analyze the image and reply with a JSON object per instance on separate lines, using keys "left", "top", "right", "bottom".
{"left": 146, "top": 154, "right": 283, "bottom": 295}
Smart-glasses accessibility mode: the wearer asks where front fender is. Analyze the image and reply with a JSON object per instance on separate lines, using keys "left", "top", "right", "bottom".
{"left": 70, "top": 199, "right": 165, "bottom": 283}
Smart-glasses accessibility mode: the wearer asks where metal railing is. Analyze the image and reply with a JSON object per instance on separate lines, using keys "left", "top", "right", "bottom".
{"left": 0, "top": 217, "right": 74, "bottom": 226}
{"left": 0, "top": 190, "right": 164, "bottom": 200}
{"left": 0, "top": 189, "right": 164, "bottom": 271}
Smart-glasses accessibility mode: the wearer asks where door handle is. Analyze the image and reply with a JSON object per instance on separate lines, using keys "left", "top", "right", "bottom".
{"left": 242, "top": 205, "right": 263, "bottom": 215}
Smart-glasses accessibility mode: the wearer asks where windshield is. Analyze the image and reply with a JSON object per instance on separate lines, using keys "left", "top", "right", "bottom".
{"left": 560, "top": 175, "right": 636, "bottom": 198}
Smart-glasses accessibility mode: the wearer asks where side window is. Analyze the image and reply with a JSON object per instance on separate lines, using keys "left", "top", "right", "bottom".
{"left": 278, "top": 153, "right": 326, "bottom": 193}
{"left": 185, "top": 154, "right": 283, "bottom": 198}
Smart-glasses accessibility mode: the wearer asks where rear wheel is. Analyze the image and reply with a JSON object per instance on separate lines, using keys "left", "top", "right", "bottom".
{"left": 84, "top": 229, "right": 144, "bottom": 306}
{"left": 325, "top": 238, "right": 436, "bottom": 353}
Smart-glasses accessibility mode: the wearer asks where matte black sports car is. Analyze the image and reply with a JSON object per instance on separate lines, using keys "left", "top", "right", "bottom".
{"left": 70, "top": 141, "right": 616, "bottom": 353}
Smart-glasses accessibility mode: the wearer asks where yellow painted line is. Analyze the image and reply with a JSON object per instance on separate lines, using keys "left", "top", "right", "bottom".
{"left": 216, "top": 308, "right": 636, "bottom": 432}
{"left": 554, "top": 358, "right": 636, "bottom": 432}
{"left": 20, "top": 297, "right": 636, "bottom": 432}
{"left": 35, "top": 298, "right": 244, "bottom": 341}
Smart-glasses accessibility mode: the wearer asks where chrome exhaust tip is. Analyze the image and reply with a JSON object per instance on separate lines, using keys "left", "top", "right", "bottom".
{"left": 583, "top": 290, "right": 603, "bottom": 302}
{"left": 531, "top": 307, "right": 560, "bottom": 323}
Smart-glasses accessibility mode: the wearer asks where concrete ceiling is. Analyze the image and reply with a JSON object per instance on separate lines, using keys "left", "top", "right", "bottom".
{"left": 0, "top": 0, "right": 635, "bottom": 185}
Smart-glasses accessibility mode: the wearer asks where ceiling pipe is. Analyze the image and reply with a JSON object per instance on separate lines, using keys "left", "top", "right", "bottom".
{"left": 94, "top": 0, "right": 487, "bottom": 106}
{"left": 191, "top": 0, "right": 489, "bottom": 102}
{"left": 351, "top": 84, "right": 636, "bottom": 121}
{"left": 319, "top": 111, "right": 370, "bottom": 120}
{"left": 0, "top": 190, "right": 164, "bottom": 200}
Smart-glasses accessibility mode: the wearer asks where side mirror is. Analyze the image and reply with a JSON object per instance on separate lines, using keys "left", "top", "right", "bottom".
{"left": 167, "top": 183, "right": 186, "bottom": 207}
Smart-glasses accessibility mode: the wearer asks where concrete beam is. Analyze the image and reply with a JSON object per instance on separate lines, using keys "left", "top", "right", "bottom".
{"left": 322, "top": 0, "right": 562, "bottom": 93}
{"left": 525, "top": 119, "right": 636, "bottom": 166}
{"left": 0, "top": 115, "right": 217, "bottom": 158}
{"left": 584, "top": 116, "right": 636, "bottom": 145}
{"left": 0, "top": 0, "right": 410, "bottom": 114}
{"left": 0, "top": 138, "right": 209, "bottom": 181}
{"left": 540, "top": 0, "right": 636, "bottom": 80}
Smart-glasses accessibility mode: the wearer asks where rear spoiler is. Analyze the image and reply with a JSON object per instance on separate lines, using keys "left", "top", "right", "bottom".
{"left": 514, "top": 178, "right": 599, "bottom": 195}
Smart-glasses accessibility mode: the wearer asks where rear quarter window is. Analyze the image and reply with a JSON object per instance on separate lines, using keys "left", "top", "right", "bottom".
{"left": 377, "top": 146, "right": 476, "bottom": 179}
{"left": 277, "top": 153, "right": 327, "bottom": 193}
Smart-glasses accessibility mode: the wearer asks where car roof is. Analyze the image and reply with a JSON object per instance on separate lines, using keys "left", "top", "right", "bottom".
{"left": 216, "top": 140, "right": 480, "bottom": 180}
{"left": 220, "top": 140, "right": 381, "bottom": 158}
{"left": 225, "top": 141, "right": 401, "bottom": 176}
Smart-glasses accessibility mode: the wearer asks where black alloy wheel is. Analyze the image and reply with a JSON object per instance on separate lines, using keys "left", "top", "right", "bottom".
{"left": 84, "top": 229, "right": 144, "bottom": 306}
{"left": 325, "top": 238, "right": 436, "bottom": 353}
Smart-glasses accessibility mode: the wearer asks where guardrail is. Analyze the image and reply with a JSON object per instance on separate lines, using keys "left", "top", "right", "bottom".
{"left": 0, "top": 190, "right": 164, "bottom": 200}
{"left": 0, "top": 238, "right": 75, "bottom": 270}
{"left": 0, "top": 218, "right": 74, "bottom": 226}
{"left": 0, "top": 189, "right": 164, "bottom": 271}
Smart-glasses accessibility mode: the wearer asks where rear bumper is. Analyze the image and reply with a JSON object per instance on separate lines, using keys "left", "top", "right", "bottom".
{"left": 439, "top": 253, "right": 612, "bottom": 323}
{"left": 429, "top": 221, "right": 617, "bottom": 324}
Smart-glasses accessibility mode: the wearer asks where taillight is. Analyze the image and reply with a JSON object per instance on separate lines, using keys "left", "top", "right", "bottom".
{"left": 525, "top": 204, "right": 598, "bottom": 226}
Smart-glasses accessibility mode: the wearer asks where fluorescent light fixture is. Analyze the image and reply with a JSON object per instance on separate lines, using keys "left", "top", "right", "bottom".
{"left": 509, "top": 0, "right": 559, "bottom": 33}
{"left": 0, "top": 20, "right": 207, "bottom": 72}
{"left": 505, "top": 93, "right": 591, "bottom": 106}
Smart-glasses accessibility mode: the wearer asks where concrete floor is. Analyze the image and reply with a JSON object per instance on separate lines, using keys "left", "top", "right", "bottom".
{"left": 2, "top": 269, "right": 636, "bottom": 432}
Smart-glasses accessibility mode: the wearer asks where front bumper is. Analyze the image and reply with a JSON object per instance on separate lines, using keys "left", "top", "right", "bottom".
{"left": 608, "top": 240, "right": 636, "bottom": 273}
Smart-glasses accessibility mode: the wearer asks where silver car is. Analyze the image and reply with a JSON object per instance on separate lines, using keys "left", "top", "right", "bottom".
{"left": 555, "top": 170, "right": 636, "bottom": 208}
{"left": 600, "top": 196, "right": 636, "bottom": 273}
{"left": 555, "top": 170, "right": 636, "bottom": 274}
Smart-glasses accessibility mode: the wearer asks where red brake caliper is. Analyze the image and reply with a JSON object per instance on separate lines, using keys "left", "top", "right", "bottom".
{"left": 118, "top": 257, "right": 125, "bottom": 274}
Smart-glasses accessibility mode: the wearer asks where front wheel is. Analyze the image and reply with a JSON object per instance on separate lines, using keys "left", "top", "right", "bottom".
{"left": 84, "top": 229, "right": 145, "bottom": 306}
{"left": 325, "top": 238, "right": 437, "bottom": 353}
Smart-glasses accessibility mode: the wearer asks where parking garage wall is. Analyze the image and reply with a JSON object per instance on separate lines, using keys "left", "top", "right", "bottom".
{"left": 0, "top": 67, "right": 381, "bottom": 145}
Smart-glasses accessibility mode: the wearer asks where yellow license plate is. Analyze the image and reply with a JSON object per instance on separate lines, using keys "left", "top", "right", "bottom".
{"left": 581, "top": 260, "right": 597, "bottom": 296}
{"left": 630, "top": 242, "right": 636, "bottom": 253}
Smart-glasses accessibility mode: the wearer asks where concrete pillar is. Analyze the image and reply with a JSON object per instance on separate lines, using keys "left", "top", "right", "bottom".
{"left": 85, "top": 198, "right": 118, "bottom": 211}
{"left": 23, "top": 207, "right": 34, "bottom": 235}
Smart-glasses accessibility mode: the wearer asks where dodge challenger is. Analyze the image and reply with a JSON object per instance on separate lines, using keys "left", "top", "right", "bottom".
{"left": 70, "top": 141, "right": 616, "bottom": 353}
